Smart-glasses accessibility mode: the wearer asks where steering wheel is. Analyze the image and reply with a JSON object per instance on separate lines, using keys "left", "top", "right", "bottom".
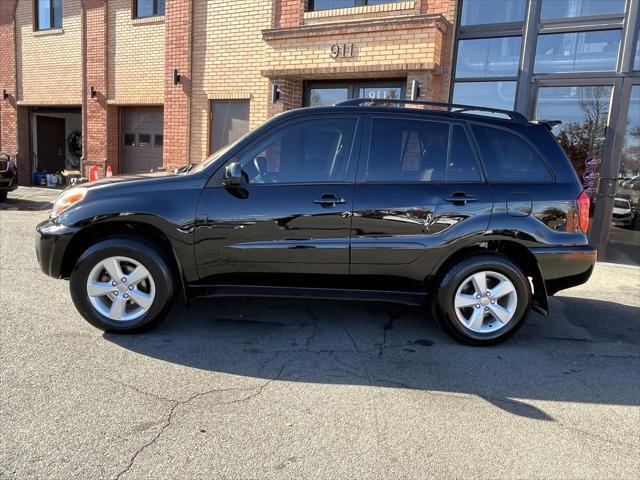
{"left": 253, "top": 156, "right": 276, "bottom": 183}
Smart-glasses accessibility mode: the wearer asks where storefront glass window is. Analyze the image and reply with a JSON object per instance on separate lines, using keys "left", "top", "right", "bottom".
{"left": 309, "top": 0, "right": 402, "bottom": 11}
{"left": 308, "top": 88, "right": 350, "bottom": 107}
{"left": 534, "top": 30, "right": 622, "bottom": 73}
{"left": 452, "top": 81, "right": 517, "bottom": 111}
{"left": 635, "top": 36, "right": 640, "bottom": 71}
{"left": 603, "top": 85, "right": 640, "bottom": 265}
{"left": 455, "top": 37, "right": 522, "bottom": 78}
{"left": 540, "top": 0, "right": 625, "bottom": 20}
{"left": 460, "top": 0, "right": 525, "bottom": 26}
{"left": 535, "top": 85, "right": 613, "bottom": 183}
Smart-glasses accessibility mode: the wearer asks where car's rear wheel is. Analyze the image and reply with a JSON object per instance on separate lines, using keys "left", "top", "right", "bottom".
{"left": 70, "top": 237, "right": 174, "bottom": 333}
{"left": 435, "top": 254, "right": 531, "bottom": 345}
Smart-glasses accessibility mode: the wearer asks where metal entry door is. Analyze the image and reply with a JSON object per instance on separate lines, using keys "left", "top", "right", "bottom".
{"left": 120, "top": 107, "right": 164, "bottom": 173}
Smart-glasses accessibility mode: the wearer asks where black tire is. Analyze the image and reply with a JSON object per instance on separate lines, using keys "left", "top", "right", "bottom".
{"left": 434, "top": 253, "right": 531, "bottom": 346}
{"left": 0, "top": 191, "right": 7, "bottom": 202}
{"left": 70, "top": 236, "right": 175, "bottom": 333}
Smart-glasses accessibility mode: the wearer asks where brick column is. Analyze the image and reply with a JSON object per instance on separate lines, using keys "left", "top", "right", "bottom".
{"left": 275, "top": 0, "right": 306, "bottom": 28}
{"left": 83, "top": 0, "right": 108, "bottom": 178}
{"left": 163, "top": 0, "right": 192, "bottom": 170}
{"left": 0, "top": 0, "right": 29, "bottom": 184}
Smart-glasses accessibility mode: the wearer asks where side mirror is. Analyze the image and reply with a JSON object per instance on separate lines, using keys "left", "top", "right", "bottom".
{"left": 223, "top": 162, "right": 242, "bottom": 186}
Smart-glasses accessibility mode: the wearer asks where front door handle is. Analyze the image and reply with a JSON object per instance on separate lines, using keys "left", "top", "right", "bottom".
{"left": 445, "top": 192, "right": 477, "bottom": 206}
{"left": 313, "top": 194, "right": 347, "bottom": 207}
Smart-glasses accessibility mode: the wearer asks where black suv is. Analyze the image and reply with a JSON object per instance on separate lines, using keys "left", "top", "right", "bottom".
{"left": 35, "top": 100, "right": 596, "bottom": 345}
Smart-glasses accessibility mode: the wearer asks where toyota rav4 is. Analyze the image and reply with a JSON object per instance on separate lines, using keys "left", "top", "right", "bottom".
{"left": 35, "top": 99, "right": 596, "bottom": 345}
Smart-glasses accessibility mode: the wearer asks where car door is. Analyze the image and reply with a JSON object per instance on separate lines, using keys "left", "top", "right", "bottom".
{"left": 194, "top": 115, "right": 362, "bottom": 283}
{"left": 350, "top": 115, "right": 493, "bottom": 284}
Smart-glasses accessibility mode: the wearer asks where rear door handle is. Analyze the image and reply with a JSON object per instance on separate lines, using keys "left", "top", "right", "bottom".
{"left": 313, "top": 195, "right": 346, "bottom": 207}
{"left": 445, "top": 193, "right": 477, "bottom": 205}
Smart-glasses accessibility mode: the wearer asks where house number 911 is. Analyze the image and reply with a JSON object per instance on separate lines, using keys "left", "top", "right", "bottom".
{"left": 330, "top": 43, "right": 354, "bottom": 59}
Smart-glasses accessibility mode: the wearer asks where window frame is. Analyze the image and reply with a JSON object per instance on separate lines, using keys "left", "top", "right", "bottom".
{"left": 34, "top": 0, "right": 62, "bottom": 31}
{"left": 308, "top": 0, "right": 402, "bottom": 12}
{"left": 357, "top": 114, "right": 487, "bottom": 185}
{"left": 211, "top": 115, "right": 363, "bottom": 187}
{"left": 133, "top": 0, "right": 164, "bottom": 19}
{"left": 467, "top": 121, "right": 556, "bottom": 184}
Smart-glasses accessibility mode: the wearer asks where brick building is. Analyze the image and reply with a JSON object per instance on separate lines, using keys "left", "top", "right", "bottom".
{"left": 0, "top": 0, "right": 457, "bottom": 181}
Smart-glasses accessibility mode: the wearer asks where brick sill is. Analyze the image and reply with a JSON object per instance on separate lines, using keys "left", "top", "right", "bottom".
{"left": 131, "top": 15, "right": 165, "bottom": 26}
{"left": 33, "top": 28, "right": 64, "bottom": 37}
{"left": 304, "top": 1, "right": 415, "bottom": 20}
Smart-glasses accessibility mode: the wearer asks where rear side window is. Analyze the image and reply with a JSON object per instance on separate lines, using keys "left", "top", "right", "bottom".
{"left": 366, "top": 118, "right": 448, "bottom": 182}
{"left": 447, "top": 125, "right": 482, "bottom": 182}
{"left": 471, "top": 124, "right": 553, "bottom": 182}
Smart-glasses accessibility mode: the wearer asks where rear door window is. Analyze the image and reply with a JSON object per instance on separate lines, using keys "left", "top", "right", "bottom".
{"left": 365, "top": 117, "right": 449, "bottom": 182}
{"left": 447, "top": 125, "right": 482, "bottom": 182}
{"left": 471, "top": 124, "right": 553, "bottom": 182}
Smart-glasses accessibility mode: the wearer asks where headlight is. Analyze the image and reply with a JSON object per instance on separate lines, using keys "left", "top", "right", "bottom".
{"left": 51, "top": 188, "right": 87, "bottom": 218}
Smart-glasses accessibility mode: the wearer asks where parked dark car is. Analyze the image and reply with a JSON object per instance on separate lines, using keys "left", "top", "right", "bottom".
{"left": 35, "top": 100, "right": 596, "bottom": 345}
{"left": 0, "top": 153, "right": 18, "bottom": 202}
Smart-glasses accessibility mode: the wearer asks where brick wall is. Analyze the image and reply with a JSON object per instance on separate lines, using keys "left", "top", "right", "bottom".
{"left": 190, "top": 0, "right": 273, "bottom": 163}
{"left": 163, "top": 0, "right": 192, "bottom": 170}
{"left": 0, "top": 0, "right": 18, "bottom": 156}
{"left": 107, "top": 0, "right": 165, "bottom": 104}
{"left": 15, "top": 0, "right": 83, "bottom": 105}
{"left": 84, "top": 0, "right": 108, "bottom": 173}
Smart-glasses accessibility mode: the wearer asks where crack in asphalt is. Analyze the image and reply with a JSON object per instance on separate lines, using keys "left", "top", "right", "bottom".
{"left": 111, "top": 363, "right": 288, "bottom": 480}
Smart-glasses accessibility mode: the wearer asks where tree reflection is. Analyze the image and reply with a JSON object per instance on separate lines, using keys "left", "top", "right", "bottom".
{"left": 554, "top": 86, "right": 609, "bottom": 179}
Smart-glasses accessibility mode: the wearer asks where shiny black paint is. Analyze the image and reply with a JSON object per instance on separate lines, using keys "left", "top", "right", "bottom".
{"left": 35, "top": 105, "right": 596, "bottom": 306}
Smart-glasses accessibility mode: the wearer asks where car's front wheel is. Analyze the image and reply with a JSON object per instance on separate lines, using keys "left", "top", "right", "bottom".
{"left": 435, "top": 254, "right": 531, "bottom": 345}
{"left": 70, "top": 237, "right": 175, "bottom": 333}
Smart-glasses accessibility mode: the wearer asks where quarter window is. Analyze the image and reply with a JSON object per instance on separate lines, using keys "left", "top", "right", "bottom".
{"left": 135, "top": 0, "right": 165, "bottom": 18}
{"left": 366, "top": 118, "right": 449, "bottom": 182}
{"left": 233, "top": 118, "right": 358, "bottom": 184}
{"left": 471, "top": 124, "right": 552, "bottom": 182}
{"left": 35, "top": 0, "right": 62, "bottom": 30}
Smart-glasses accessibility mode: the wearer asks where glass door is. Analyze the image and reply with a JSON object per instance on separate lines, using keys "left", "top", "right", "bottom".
{"left": 602, "top": 80, "right": 640, "bottom": 265}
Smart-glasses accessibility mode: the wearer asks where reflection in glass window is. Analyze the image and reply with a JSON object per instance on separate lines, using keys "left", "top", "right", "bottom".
{"left": 135, "top": 0, "right": 165, "bottom": 18}
{"left": 448, "top": 126, "right": 482, "bottom": 182}
{"left": 456, "top": 37, "right": 521, "bottom": 78}
{"left": 534, "top": 30, "right": 622, "bottom": 73}
{"left": 309, "top": 0, "right": 402, "bottom": 11}
{"left": 358, "top": 86, "right": 402, "bottom": 101}
{"left": 308, "top": 88, "right": 349, "bottom": 107}
{"left": 540, "top": 0, "right": 625, "bottom": 20}
{"left": 367, "top": 119, "right": 449, "bottom": 182}
{"left": 471, "top": 125, "right": 552, "bottom": 182}
{"left": 452, "top": 81, "right": 517, "bottom": 111}
{"left": 535, "top": 85, "right": 613, "bottom": 180}
{"left": 211, "top": 100, "right": 250, "bottom": 153}
{"left": 235, "top": 118, "right": 358, "bottom": 184}
{"left": 37, "top": 0, "right": 62, "bottom": 30}
{"left": 460, "top": 0, "right": 525, "bottom": 25}
{"left": 635, "top": 35, "right": 640, "bottom": 71}
{"left": 620, "top": 86, "right": 639, "bottom": 184}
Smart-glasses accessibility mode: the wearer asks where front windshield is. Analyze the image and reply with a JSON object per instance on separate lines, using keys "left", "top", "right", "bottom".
{"left": 614, "top": 200, "right": 629, "bottom": 209}
{"left": 186, "top": 130, "right": 252, "bottom": 175}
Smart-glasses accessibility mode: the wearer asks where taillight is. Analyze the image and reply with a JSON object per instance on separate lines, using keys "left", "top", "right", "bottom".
{"left": 576, "top": 190, "right": 590, "bottom": 233}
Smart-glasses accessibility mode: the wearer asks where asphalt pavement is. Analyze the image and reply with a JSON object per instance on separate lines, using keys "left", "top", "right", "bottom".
{"left": 1, "top": 187, "right": 639, "bottom": 479}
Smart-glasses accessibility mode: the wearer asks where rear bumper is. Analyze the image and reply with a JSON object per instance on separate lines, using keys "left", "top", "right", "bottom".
{"left": 35, "top": 219, "right": 80, "bottom": 278}
{"left": 530, "top": 245, "right": 597, "bottom": 295}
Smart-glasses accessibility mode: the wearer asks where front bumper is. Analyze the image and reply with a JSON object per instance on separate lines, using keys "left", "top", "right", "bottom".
{"left": 35, "top": 219, "right": 80, "bottom": 278}
{"left": 530, "top": 245, "right": 597, "bottom": 295}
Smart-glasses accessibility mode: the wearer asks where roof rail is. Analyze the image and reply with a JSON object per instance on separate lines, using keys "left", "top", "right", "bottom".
{"left": 335, "top": 98, "right": 528, "bottom": 123}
